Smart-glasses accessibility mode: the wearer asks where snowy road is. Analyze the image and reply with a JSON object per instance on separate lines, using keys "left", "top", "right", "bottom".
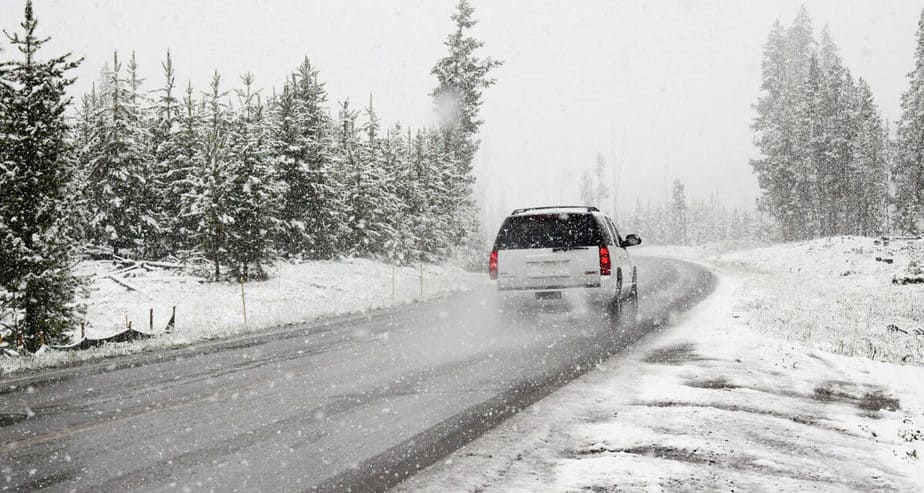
{"left": 0, "top": 257, "right": 714, "bottom": 492}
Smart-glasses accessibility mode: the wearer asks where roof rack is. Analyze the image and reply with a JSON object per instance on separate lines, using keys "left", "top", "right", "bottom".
{"left": 510, "top": 206, "right": 599, "bottom": 215}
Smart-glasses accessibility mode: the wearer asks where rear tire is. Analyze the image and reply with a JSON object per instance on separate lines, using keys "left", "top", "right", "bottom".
{"left": 622, "top": 283, "right": 639, "bottom": 327}
{"left": 608, "top": 274, "right": 623, "bottom": 320}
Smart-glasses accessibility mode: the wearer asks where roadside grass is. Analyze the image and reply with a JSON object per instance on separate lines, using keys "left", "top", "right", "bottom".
{"left": 716, "top": 237, "right": 924, "bottom": 365}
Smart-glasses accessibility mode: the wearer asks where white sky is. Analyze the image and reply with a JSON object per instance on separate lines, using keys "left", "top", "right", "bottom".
{"left": 2, "top": 0, "right": 921, "bottom": 232}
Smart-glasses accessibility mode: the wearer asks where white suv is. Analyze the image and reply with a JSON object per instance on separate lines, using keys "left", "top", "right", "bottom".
{"left": 488, "top": 206, "right": 641, "bottom": 318}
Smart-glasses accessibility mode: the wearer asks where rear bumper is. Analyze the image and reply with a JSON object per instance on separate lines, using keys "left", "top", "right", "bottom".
{"left": 496, "top": 283, "right": 613, "bottom": 306}
{"left": 497, "top": 282, "right": 600, "bottom": 291}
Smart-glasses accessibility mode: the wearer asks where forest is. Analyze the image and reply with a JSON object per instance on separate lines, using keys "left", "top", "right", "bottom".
{"left": 751, "top": 7, "right": 924, "bottom": 241}
{"left": 0, "top": 0, "right": 499, "bottom": 348}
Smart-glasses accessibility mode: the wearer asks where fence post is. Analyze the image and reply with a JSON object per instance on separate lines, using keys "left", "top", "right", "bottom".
{"left": 419, "top": 263, "right": 424, "bottom": 298}
{"left": 240, "top": 280, "right": 248, "bottom": 326}
{"left": 149, "top": 308, "right": 154, "bottom": 332}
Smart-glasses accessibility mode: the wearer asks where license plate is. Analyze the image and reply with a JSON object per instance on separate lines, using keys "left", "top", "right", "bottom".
{"left": 536, "top": 291, "right": 562, "bottom": 300}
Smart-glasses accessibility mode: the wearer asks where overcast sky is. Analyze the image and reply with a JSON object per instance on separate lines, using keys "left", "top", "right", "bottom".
{"left": 2, "top": 0, "right": 921, "bottom": 231}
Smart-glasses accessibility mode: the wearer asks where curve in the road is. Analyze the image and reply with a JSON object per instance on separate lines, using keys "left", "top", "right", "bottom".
{"left": 0, "top": 257, "right": 715, "bottom": 492}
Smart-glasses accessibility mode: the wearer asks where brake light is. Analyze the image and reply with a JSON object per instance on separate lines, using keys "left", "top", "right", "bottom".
{"left": 489, "top": 250, "right": 498, "bottom": 279}
{"left": 599, "top": 245, "right": 611, "bottom": 276}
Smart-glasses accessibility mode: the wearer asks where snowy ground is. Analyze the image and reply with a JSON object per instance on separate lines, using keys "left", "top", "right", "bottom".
{"left": 398, "top": 237, "right": 924, "bottom": 492}
{"left": 644, "top": 236, "right": 924, "bottom": 365}
{"left": 1, "top": 258, "right": 484, "bottom": 374}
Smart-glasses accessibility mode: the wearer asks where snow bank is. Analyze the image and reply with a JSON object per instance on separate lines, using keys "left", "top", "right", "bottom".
{"left": 1, "top": 259, "right": 485, "bottom": 374}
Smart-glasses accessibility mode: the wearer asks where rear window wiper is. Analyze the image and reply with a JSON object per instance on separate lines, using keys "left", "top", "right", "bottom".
{"left": 551, "top": 246, "right": 589, "bottom": 252}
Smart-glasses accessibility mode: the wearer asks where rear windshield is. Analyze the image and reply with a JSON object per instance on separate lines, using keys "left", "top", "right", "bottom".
{"left": 493, "top": 213, "right": 604, "bottom": 250}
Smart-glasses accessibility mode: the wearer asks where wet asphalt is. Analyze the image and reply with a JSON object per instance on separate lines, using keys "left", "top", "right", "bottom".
{"left": 0, "top": 257, "right": 714, "bottom": 492}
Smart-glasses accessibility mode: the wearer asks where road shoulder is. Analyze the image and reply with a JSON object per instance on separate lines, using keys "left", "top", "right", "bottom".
{"left": 397, "top": 267, "right": 924, "bottom": 492}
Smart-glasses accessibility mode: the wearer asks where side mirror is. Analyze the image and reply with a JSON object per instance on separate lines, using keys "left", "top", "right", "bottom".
{"left": 621, "top": 234, "right": 642, "bottom": 248}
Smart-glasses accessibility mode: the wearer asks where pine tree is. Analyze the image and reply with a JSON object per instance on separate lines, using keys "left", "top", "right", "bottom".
{"left": 580, "top": 170, "right": 594, "bottom": 206}
{"left": 852, "top": 79, "right": 889, "bottom": 235}
{"left": 85, "top": 51, "right": 151, "bottom": 256}
{"left": 333, "top": 99, "right": 361, "bottom": 255}
{"left": 752, "top": 8, "right": 889, "bottom": 240}
{"left": 751, "top": 20, "right": 800, "bottom": 240}
{"left": 431, "top": 0, "right": 502, "bottom": 165}
{"left": 270, "top": 58, "right": 341, "bottom": 258}
{"left": 342, "top": 97, "right": 389, "bottom": 256}
{"left": 224, "top": 73, "right": 282, "bottom": 281}
{"left": 422, "top": 128, "right": 456, "bottom": 260}
{"left": 671, "top": 180, "right": 687, "bottom": 244}
{"left": 190, "top": 71, "right": 232, "bottom": 280}
{"left": 380, "top": 124, "right": 419, "bottom": 265}
{"left": 72, "top": 83, "right": 100, "bottom": 244}
{"left": 0, "top": 0, "right": 84, "bottom": 350}
{"left": 594, "top": 152, "right": 609, "bottom": 208}
{"left": 407, "top": 129, "right": 446, "bottom": 262}
{"left": 794, "top": 52, "right": 824, "bottom": 239}
{"left": 817, "top": 28, "right": 860, "bottom": 236}
{"left": 173, "top": 80, "right": 203, "bottom": 254}
{"left": 896, "top": 9, "right": 924, "bottom": 234}
{"left": 431, "top": 0, "right": 501, "bottom": 254}
{"left": 150, "top": 50, "right": 187, "bottom": 255}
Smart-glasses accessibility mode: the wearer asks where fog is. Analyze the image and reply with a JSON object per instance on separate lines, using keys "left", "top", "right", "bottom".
{"left": 3, "top": 0, "right": 919, "bottom": 233}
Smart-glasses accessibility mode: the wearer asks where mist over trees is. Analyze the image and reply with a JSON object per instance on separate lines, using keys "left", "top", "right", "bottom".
{"left": 619, "top": 188, "right": 777, "bottom": 246}
{"left": 0, "top": 0, "right": 499, "bottom": 348}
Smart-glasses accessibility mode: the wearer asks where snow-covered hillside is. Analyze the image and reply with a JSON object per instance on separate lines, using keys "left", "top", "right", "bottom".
{"left": 1, "top": 259, "right": 485, "bottom": 374}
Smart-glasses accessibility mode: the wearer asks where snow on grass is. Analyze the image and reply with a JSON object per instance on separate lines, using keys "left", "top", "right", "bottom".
{"left": 717, "top": 236, "right": 923, "bottom": 365}
{"left": 639, "top": 237, "right": 924, "bottom": 365}
{"left": 1, "top": 258, "right": 485, "bottom": 374}
{"left": 398, "top": 271, "right": 924, "bottom": 492}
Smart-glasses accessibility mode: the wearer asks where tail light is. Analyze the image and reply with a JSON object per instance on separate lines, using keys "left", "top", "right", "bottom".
{"left": 599, "top": 245, "right": 611, "bottom": 276}
{"left": 489, "top": 250, "right": 498, "bottom": 279}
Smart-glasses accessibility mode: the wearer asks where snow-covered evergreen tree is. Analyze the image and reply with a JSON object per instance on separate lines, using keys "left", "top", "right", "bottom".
{"left": 594, "top": 153, "right": 609, "bottom": 208}
{"left": 380, "top": 125, "right": 420, "bottom": 264}
{"left": 72, "top": 83, "right": 100, "bottom": 243}
{"left": 406, "top": 129, "right": 445, "bottom": 262}
{"left": 431, "top": 0, "right": 501, "bottom": 255}
{"left": 751, "top": 20, "right": 802, "bottom": 240}
{"left": 579, "top": 170, "right": 594, "bottom": 206}
{"left": 270, "top": 58, "right": 341, "bottom": 259}
{"left": 171, "top": 80, "right": 203, "bottom": 255}
{"left": 0, "top": 0, "right": 84, "bottom": 349}
{"left": 671, "top": 180, "right": 687, "bottom": 245}
{"left": 84, "top": 51, "right": 152, "bottom": 256}
{"left": 149, "top": 50, "right": 188, "bottom": 256}
{"left": 341, "top": 98, "right": 386, "bottom": 257}
{"left": 753, "top": 7, "right": 891, "bottom": 240}
{"left": 895, "top": 9, "right": 924, "bottom": 234}
{"left": 852, "top": 79, "right": 889, "bottom": 235}
{"left": 224, "top": 73, "right": 282, "bottom": 281}
{"left": 421, "top": 128, "right": 456, "bottom": 260}
{"left": 189, "top": 72, "right": 233, "bottom": 280}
